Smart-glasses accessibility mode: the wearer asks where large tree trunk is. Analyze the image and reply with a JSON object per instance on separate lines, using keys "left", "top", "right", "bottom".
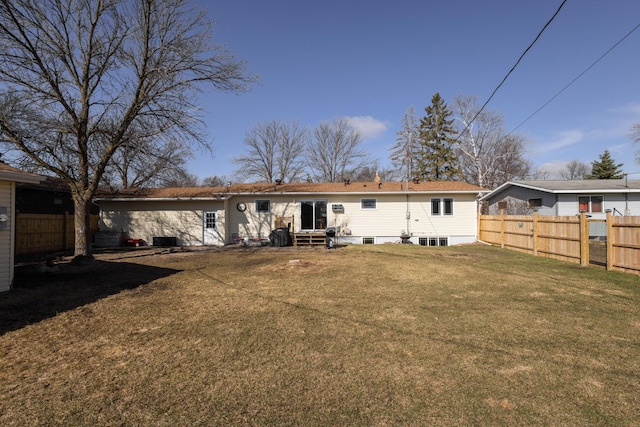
{"left": 73, "top": 196, "right": 93, "bottom": 259}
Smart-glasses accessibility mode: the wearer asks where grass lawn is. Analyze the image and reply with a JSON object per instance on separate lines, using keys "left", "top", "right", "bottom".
{"left": 1, "top": 244, "right": 639, "bottom": 426}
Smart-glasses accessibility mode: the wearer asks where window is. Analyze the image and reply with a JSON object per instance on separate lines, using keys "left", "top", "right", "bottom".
{"left": 362, "top": 237, "right": 375, "bottom": 244}
{"left": 301, "top": 200, "right": 327, "bottom": 230}
{"left": 578, "top": 195, "right": 603, "bottom": 213}
{"left": 361, "top": 198, "right": 377, "bottom": 209}
{"left": 431, "top": 198, "right": 453, "bottom": 215}
{"left": 204, "top": 212, "right": 216, "bottom": 229}
{"left": 443, "top": 198, "right": 453, "bottom": 215}
{"left": 255, "top": 199, "right": 271, "bottom": 213}
{"left": 431, "top": 199, "right": 440, "bottom": 215}
{"left": 419, "top": 237, "right": 449, "bottom": 247}
{"left": 528, "top": 198, "right": 542, "bottom": 208}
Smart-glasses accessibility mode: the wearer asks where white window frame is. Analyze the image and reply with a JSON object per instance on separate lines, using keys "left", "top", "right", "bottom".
{"left": 578, "top": 195, "right": 603, "bottom": 213}
{"left": 361, "top": 198, "right": 377, "bottom": 209}
{"left": 204, "top": 211, "right": 216, "bottom": 229}
{"left": 255, "top": 199, "right": 271, "bottom": 213}
{"left": 431, "top": 198, "right": 454, "bottom": 216}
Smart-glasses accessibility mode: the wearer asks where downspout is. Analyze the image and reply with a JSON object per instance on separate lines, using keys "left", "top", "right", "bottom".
{"left": 406, "top": 193, "right": 411, "bottom": 236}
{"left": 224, "top": 196, "right": 231, "bottom": 244}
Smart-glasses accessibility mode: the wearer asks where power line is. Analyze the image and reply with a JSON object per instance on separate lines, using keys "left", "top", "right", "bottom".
{"left": 455, "top": 0, "right": 568, "bottom": 141}
{"left": 507, "top": 21, "right": 640, "bottom": 136}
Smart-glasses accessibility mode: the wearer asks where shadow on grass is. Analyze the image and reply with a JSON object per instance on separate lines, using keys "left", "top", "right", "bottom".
{"left": 0, "top": 260, "right": 181, "bottom": 336}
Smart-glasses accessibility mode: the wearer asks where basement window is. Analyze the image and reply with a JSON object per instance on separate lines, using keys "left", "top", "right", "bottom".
{"left": 419, "top": 237, "right": 449, "bottom": 247}
{"left": 362, "top": 237, "right": 375, "bottom": 244}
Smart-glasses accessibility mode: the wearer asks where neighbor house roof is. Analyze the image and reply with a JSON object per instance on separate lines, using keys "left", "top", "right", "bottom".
{"left": 480, "top": 179, "right": 640, "bottom": 201}
{"left": 96, "top": 181, "right": 488, "bottom": 201}
{"left": 0, "top": 162, "right": 42, "bottom": 184}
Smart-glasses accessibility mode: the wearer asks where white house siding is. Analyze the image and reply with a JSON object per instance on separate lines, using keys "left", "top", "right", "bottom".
{"left": 227, "top": 195, "right": 299, "bottom": 241}
{"left": 322, "top": 193, "right": 478, "bottom": 244}
{"left": 556, "top": 193, "right": 626, "bottom": 219}
{"left": 0, "top": 181, "right": 14, "bottom": 292}
{"left": 100, "top": 200, "right": 226, "bottom": 246}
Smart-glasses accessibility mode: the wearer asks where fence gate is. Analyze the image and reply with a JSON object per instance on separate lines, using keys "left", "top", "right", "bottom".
{"left": 588, "top": 219, "right": 607, "bottom": 267}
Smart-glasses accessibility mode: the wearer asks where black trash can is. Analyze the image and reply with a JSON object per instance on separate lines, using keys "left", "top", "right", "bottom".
{"left": 325, "top": 227, "right": 336, "bottom": 249}
{"left": 269, "top": 227, "right": 292, "bottom": 247}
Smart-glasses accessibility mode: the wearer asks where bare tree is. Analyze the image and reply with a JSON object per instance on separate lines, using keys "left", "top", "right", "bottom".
{"left": 389, "top": 106, "right": 420, "bottom": 181}
{"left": 233, "top": 120, "right": 308, "bottom": 183}
{"left": 101, "top": 136, "right": 194, "bottom": 189}
{"left": 160, "top": 170, "right": 200, "bottom": 187}
{"left": 453, "top": 95, "right": 531, "bottom": 188}
{"left": 349, "top": 164, "right": 396, "bottom": 182}
{"left": 307, "top": 118, "right": 369, "bottom": 182}
{"left": 0, "top": 0, "right": 255, "bottom": 258}
{"left": 201, "top": 175, "right": 229, "bottom": 187}
{"left": 560, "top": 159, "right": 590, "bottom": 180}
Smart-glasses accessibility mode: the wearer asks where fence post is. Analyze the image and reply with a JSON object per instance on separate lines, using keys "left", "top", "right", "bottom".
{"left": 580, "top": 212, "right": 589, "bottom": 267}
{"left": 500, "top": 209, "right": 505, "bottom": 249}
{"left": 532, "top": 211, "right": 539, "bottom": 256}
{"left": 63, "top": 211, "right": 70, "bottom": 251}
{"left": 606, "top": 211, "right": 613, "bottom": 271}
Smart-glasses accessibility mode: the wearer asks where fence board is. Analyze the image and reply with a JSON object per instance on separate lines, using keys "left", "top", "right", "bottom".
{"left": 479, "top": 211, "right": 640, "bottom": 275}
{"left": 16, "top": 213, "right": 99, "bottom": 255}
{"left": 609, "top": 215, "right": 640, "bottom": 274}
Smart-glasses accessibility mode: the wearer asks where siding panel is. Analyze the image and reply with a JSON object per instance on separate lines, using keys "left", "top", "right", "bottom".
{"left": 0, "top": 181, "right": 13, "bottom": 292}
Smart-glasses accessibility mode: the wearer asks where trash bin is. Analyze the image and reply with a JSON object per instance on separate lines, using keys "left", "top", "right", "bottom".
{"left": 269, "top": 228, "right": 292, "bottom": 247}
{"left": 325, "top": 227, "right": 336, "bottom": 249}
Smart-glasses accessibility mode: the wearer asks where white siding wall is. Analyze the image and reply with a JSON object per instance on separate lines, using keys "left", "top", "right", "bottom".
{"left": 227, "top": 196, "right": 298, "bottom": 240}
{"left": 100, "top": 193, "right": 480, "bottom": 247}
{"left": 100, "top": 200, "right": 226, "bottom": 246}
{"left": 0, "top": 181, "right": 14, "bottom": 292}
{"left": 327, "top": 193, "right": 478, "bottom": 243}
{"left": 556, "top": 193, "right": 639, "bottom": 219}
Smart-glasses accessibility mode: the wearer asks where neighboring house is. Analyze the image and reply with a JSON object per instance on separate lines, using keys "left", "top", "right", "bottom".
{"left": 15, "top": 176, "right": 74, "bottom": 214}
{"left": 95, "top": 180, "right": 487, "bottom": 247}
{"left": 15, "top": 176, "right": 100, "bottom": 215}
{"left": 480, "top": 179, "right": 640, "bottom": 219}
{"left": 0, "top": 162, "right": 42, "bottom": 292}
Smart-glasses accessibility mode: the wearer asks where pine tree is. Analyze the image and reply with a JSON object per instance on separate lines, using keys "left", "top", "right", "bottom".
{"left": 586, "top": 150, "right": 624, "bottom": 179}
{"left": 416, "top": 93, "right": 461, "bottom": 181}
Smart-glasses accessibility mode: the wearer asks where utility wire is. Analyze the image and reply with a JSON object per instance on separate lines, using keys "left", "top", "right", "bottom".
{"left": 506, "top": 21, "right": 640, "bottom": 136}
{"left": 455, "top": 0, "right": 568, "bottom": 141}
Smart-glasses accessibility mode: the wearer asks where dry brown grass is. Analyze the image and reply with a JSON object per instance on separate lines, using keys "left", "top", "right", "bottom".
{"left": 1, "top": 244, "right": 639, "bottom": 426}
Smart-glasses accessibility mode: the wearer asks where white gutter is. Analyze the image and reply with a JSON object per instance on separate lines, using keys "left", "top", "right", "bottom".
{"left": 0, "top": 171, "right": 43, "bottom": 184}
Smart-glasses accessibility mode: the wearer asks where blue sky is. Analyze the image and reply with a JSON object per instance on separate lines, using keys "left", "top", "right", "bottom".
{"left": 190, "top": 0, "right": 640, "bottom": 182}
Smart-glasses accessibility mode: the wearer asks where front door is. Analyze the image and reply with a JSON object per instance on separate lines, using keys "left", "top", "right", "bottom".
{"left": 203, "top": 211, "right": 219, "bottom": 245}
{"left": 300, "top": 200, "right": 327, "bottom": 231}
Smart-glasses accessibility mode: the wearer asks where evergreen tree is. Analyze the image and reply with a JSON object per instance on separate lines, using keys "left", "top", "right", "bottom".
{"left": 416, "top": 93, "right": 461, "bottom": 181}
{"left": 586, "top": 150, "right": 624, "bottom": 179}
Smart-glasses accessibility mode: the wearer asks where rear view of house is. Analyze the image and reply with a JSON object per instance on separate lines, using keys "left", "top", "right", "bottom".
{"left": 96, "top": 180, "right": 487, "bottom": 248}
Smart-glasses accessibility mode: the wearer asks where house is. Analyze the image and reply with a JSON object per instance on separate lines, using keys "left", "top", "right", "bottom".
{"left": 15, "top": 176, "right": 75, "bottom": 214}
{"left": 480, "top": 179, "right": 640, "bottom": 219}
{"left": 0, "top": 162, "right": 42, "bottom": 292}
{"left": 95, "top": 180, "right": 487, "bottom": 247}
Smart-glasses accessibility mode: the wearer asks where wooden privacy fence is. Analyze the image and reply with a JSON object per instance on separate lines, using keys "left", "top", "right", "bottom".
{"left": 15, "top": 213, "right": 100, "bottom": 255}
{"left": 479, "top": 211, "right": 640, "bottom": 275}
